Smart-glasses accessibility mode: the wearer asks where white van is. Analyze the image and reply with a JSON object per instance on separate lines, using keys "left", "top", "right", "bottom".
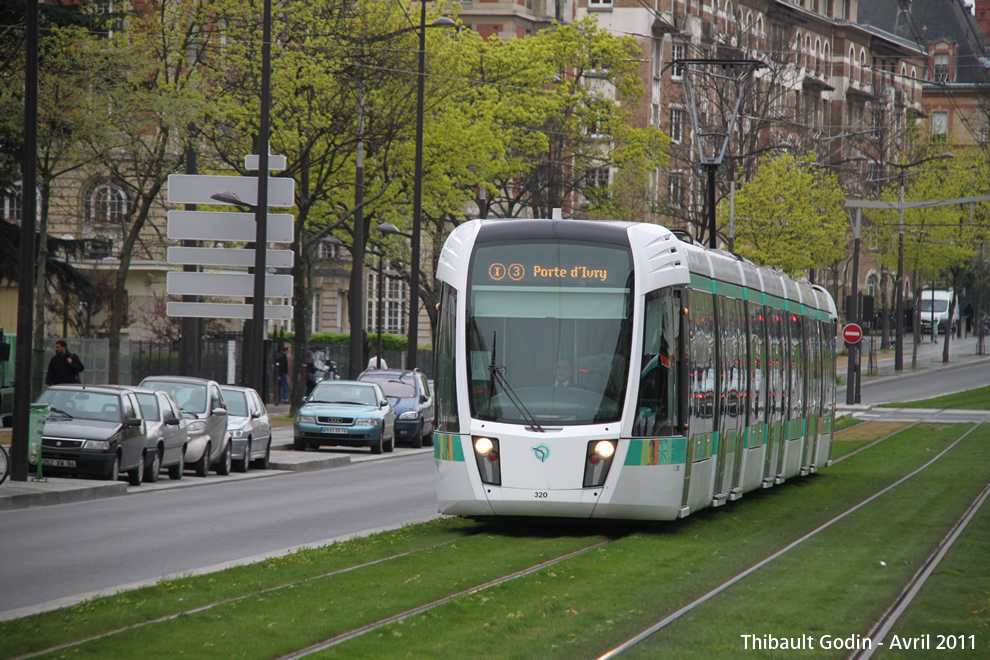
{"left": 918, "top": 288, "right": 956, "bottom": 335}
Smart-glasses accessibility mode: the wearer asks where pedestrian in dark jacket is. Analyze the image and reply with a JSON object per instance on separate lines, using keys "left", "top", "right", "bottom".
{"left": 45, "top": 340, "right": 84, "bottom": 387}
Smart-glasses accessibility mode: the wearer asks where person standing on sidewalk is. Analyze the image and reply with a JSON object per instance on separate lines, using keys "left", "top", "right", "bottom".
{"left": 275, "top": 346, "right": 289, "bottom": 403}
{"left": 45, "top": 340, "right": 84, "bottom": 387}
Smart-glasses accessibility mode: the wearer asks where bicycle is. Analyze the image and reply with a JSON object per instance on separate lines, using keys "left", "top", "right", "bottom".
{"left": 0, "top": 442, "right": 8, "bottom": 485}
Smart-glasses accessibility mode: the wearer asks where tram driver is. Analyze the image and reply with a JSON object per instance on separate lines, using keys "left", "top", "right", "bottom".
{"left": 553, "top": 358, "right": 574, "bottom": 388}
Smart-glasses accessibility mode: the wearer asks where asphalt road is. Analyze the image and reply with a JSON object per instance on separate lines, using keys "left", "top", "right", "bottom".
{"left": 0, "top": 451, "right": 438, "bottom": 619}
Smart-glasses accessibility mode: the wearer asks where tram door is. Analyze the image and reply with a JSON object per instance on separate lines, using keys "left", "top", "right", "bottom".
{"left": 801, "top": 317, "right": 822, "bottom": 471}
{"left": 763, "top": 308, "right": 788, "bottom": 485}
{"left": 682, "top": 289, "right": 716, "bottom": 513}
{"left": 713, "top": 296, "right": 747, "bottom": 502}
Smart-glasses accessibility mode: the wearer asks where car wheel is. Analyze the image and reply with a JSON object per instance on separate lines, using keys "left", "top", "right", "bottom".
{"left": 106, "top": 455, "right": 120, "bottom": 482}
{"left": 422, "top": 431, "right": 434, "bottom": 447}
{"left": 371, "top": 430, "right": 383, "bottom": 455}
{"left": 385, "top": 432, "right": 394, "bottom": 453}
{"left": 144, "top": 449, "right": 162, "bottom": 483}
{"left": 215, "top": 442, "right": 231, "bottom": 475}
{"left": 254, "top": 442, "right": 271, "bottom": 470}
{"left": 234, "top": 439, "right": 251, "bottom": 473}
{"left": 293, "top": 437, "right": 307, "bottom": 451}
{"left": 410, "top": 428, "right": 423, "bottom": 449}
{"left": 128, "top": 455, "right": 144, "bottom": 486}
{"left": 194, "top": 443, "right": 210, "bottom": 477}
{"left": 168, "top": 449, "right": 185, "bottom": 480}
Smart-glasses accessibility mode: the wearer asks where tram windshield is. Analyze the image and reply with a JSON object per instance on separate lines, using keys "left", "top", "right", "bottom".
{"left": 466, "top": 240, "right": 633, "bottom": 425}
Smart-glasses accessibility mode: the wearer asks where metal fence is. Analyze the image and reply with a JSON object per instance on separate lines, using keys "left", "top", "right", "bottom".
{"left": 36, "top": 338, "right": 433, "bottom": 400}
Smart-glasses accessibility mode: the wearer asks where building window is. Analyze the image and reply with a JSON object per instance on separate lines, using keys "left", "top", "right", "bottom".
{"left": 367, "top": 271, "right": 406, "bottom": 335}
{"left": 312, "top": 292, "right": 321, "bottom": 333}
{"left": 931, "top": 111, "right": 948, "bottom": 141}
{"left": 586, "top": 167, "right": 609, "bottom": 189}
{"left": 670, "top": 109, "right": 683, "bottom": 143}
{"left": 588, "top": 0, "right": 613, "bottom": 11}
{"left": 669, "top": 173, "right": 684, "bottom": 209}
{"left": 672, "top": 44, "right": 685, "bottom": 79}
{"left": 2, "top": 185, "right": 22, "bottom": 220}
{"left": 933, "top": 54, "right": 950, "bottom": 83}
{"left": 86, "top": 178, "right": 128, "bottom": 224}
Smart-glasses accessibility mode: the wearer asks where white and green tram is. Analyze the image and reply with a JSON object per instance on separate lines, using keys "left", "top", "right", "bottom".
{"left": 433, "top": 218, "right": 838, "bottom": 520}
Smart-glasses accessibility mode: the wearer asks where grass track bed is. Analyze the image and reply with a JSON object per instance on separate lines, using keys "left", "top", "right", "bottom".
{"left": 6, "top": 423, "right": 982, "bottom": 659}
{"left": 316, "top": 425, "right": 971, "bottom": 658}
{"left": 621, "top": 424, "right": 990, "bottom": 658}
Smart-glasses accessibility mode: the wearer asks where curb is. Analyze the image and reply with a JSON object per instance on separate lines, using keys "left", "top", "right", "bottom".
{"left": 0, "top": 480, "right": 128, "bottom": 511}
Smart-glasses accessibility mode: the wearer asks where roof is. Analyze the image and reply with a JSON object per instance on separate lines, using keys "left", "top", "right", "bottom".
{"left": 859, "top": 0, "right": 990, "bottom": 86}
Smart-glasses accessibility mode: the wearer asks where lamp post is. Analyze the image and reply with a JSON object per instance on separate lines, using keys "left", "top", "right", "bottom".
{"left": 409, "top": 6, "right": 456, "bottom": 369}
{"left": 890, "top": 152, "right": 953, "bottom": 372}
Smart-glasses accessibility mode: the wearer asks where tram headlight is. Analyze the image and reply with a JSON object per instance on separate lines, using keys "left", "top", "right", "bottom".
{"left": 472, "top": 435, "right": 501, "bottom": 486}
{"left": 593, "top": 440, "right": 615, "bottom": 460}
{"left": 584, "top": 440, "right": 616, "bottom": 488}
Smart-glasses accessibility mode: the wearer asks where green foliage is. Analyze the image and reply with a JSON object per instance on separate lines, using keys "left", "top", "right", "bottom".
{"left": 723, "top": 151, "right": 848, "bottom": 277}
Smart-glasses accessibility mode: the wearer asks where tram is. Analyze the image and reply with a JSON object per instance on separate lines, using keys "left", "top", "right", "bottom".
{"left": 433, "top": 218, "right": 837, "bottom": 520}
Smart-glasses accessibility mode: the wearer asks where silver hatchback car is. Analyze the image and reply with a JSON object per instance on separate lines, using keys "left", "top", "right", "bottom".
{"left": 132, "top": 386, "right": 189, "bottom": 481}
{"left": 220, "top": 385, "right": 273, "bottom": 471}
{"left": 139, "top": 376, "right": 229, "bottom": 477}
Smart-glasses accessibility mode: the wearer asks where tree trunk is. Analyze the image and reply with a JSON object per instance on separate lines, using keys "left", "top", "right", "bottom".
{"left": 32, "top": 181, "right": 51, "bottom": 397}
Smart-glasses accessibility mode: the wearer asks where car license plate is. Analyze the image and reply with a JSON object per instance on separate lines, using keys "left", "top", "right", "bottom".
{"left": 42, "top": 458, "right": 76, "bottom": 468}
{"left": 321, "top": 427, "right": 348, "bottom": 434}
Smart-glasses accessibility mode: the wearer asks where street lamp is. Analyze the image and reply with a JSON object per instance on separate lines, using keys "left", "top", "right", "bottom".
{"left": 410, "top": 5, "right": 456, "bottom": 369}
{"left": 890, "top": 152, "right": 953, "bottom": 372}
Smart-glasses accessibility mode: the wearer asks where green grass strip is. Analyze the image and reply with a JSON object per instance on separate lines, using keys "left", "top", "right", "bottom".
{"left": 0, "top": 518, "right": 479, "bottom": 659}
{"left": 309, "top": 425, "right": 968, "bottom": 658}
{"left": 877, "top": 488, "right": 990, "bottom": 658}
{"left": 879, "top": 385, "right": 990, "bottom": 410}
{"left": 25, "top": 527, "right": 609, "bottom": 659}
{"left": 621, "top": 424, "right": 990, "bottom": 658}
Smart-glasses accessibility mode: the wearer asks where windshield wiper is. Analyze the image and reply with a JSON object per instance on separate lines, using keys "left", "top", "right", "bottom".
{"left": 47, "top": 406, "right": 73, "bottom": 418}
{"left": 487, "top": 331, "right": 544, "bottom": 433}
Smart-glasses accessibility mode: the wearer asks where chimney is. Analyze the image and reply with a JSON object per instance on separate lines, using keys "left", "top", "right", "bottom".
{"left": 976, "top": 1, "right": 990, "bottom": 39}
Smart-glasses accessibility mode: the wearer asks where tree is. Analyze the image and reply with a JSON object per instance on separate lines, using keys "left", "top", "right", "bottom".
{"left": 89, "top": 0, "right": 210, "bottom": 383}
{"left": 722, "top": 152, "right": 848, "bottom": 277}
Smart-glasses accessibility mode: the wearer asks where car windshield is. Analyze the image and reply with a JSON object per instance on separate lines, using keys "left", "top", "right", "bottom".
{"left": 135, "top": 393, "right": 161, "bottom": 421}
{"left": 38, "top": 390, "right": 123, "bottom": 423}
{"left": 142, "top": 380, "right": 207, "bottom": 414}
{"left": 362, "top": 377, "right": 416, "bottom": 399}
{"left": 919, "top": 299, "right": 948, "bottom": 313}
{"left": 466, "top": 239, "right": 633, "bottom": 425}
{"left": 221, "top": 390, "right": 249, "bottom": 417}
{"left": 309, "top": 383, "right": 378, "bottom": 406}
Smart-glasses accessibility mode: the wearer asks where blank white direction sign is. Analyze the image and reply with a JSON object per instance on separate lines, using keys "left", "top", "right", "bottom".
{"left": 166, "top": 302, "right": 293, "bottom": 320}
{"left": 167, "top": 272, "right": 293, "bottom": 298}
{"left": 167, "top": 174, "right": 295, "bottom": 207}
{"left": 166, "top": 211, "right": 294, "bottom": 243}
{"left": 167, "top": 247, "right": 294, "bottom": 269}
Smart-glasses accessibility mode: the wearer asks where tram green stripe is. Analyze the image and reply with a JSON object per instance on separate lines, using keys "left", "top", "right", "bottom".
{"left": 689, "top": 273, "right": 710, "bottom": 291}
{"left": 624, "top": 437, "right": 687, "bottom": 466}
{"left": 434, "top": 433, "right": 465, "bottom": 462}
{"left": 714, "top": 281, "right": 745, "bottom": 300}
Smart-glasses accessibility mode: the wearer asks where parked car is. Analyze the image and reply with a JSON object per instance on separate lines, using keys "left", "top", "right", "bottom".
{"left": 139, "top": 376, "right": 229, "bottom": 477}
{"left": 131, "top": 386, "right": 189, "bottom": 481}
{"left": 294, "top": 380, "right": 395, "bottom": 454}
{"left": 220, "top": 385, "right": 272, "bottom": 471}
{"left": 33, "top": 384, "right": 151, "bottom": 485}
{"left": 356, "top": 368, "right": 434, "bottom": 448}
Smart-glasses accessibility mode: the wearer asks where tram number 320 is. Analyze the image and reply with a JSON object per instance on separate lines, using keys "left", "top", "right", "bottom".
{"left": 534, "top": 491, "right": 549, "bottom": 499}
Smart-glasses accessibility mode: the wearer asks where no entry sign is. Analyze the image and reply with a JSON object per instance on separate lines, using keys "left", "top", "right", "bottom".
{"left": 842, "top": 323, "right": 863, "bottom": 344}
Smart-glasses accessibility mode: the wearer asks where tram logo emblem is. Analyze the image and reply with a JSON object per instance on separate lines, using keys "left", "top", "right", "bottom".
{"left": 532, "top": 444, "right": 550, "bottom": 462}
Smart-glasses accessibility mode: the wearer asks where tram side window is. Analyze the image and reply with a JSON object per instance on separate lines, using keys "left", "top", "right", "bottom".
{"left": 633, "top": 289, "right": 680, "bottom": 437}
{"left": 688, "top": 290, "right": 715, "bottom": 436}
{"left": 435, "top": 284, "right": 460, "bottom": 432}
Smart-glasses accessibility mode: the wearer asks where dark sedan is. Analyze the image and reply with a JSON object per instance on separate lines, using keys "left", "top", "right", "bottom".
{"left": 33, "top": 385, "right": 150, "bottom": 485}
{"left": 357, "top": 369, "right": 434, "bottom": 448}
